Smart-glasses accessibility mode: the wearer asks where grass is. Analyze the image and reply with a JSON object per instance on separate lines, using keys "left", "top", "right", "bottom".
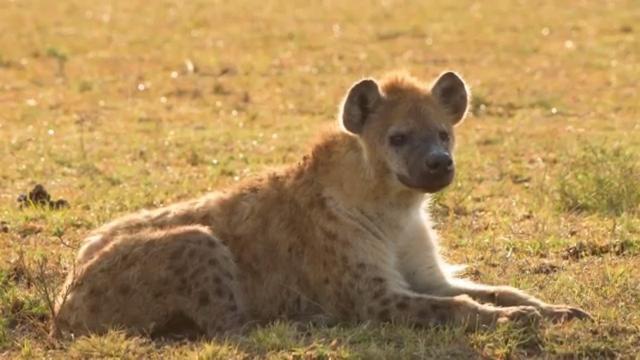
{"left": 1, "top": 0, "right": 639, "bottom": 358}
{"left": 558, "top": 143, "right": 640, "bottom": 216}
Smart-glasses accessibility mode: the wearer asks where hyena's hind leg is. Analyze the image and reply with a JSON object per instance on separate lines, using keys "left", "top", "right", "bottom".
{"left": 170, "top": 228, "right": 248, "bottom": 337}
{"left": 75, "top": 193, "right": 227, "bottom": 266}
{"left": 54, "top": 226, "right": 247, "bottom": 339}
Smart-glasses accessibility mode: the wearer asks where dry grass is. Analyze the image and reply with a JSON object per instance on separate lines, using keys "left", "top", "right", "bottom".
{"left": 1, "top": 0, "right": 639, "bottom": 358}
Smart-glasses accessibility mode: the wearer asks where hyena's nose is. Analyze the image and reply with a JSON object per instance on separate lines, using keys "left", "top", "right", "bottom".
{"left": 426, "top": 152, "right": 453, "bottom": 173}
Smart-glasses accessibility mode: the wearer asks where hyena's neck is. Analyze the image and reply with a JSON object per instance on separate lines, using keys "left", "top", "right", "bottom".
{"left": 308, "top": 131, "right": 425, "bottom": 214}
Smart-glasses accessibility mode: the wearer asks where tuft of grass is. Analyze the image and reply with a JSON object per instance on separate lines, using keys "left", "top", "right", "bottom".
{"left": 68, "top": 331, "right": 153, "bottom": 359}
{"left": 45, "top": 46, "right": 68, "bottom": 78}
{"left": 469, "top": 322, "right": 544, "bottom": 359}
{"left": 246, "top": 322, "right": 304, "bottom": 353}
{"left": 557, "top": 143, "right": 640, "bottom": 216}
{"left": 0, "top": 315, "right": 8, "bottom": 350}
{"left": 192, "top": 342, "right": 246, "bottom": 360}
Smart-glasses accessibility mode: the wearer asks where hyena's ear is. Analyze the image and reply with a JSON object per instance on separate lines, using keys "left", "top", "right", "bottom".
{"left": 341, "top": 79, "right": 382, "bottom": 135}
{"left": 431, "top": 72, "right": 469, "bottom": 125}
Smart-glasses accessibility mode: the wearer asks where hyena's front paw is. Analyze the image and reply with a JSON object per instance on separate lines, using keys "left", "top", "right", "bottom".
{"left": 466, "top": 303, "right": 541, "bottom": 330}
{"left": 540, "top": 305, "right": 592, "bottom": 323}
{"left": 494, "top": 306, "right": 542, "bottom": 326}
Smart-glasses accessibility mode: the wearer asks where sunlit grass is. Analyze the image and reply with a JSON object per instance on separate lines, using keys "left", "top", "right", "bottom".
{"left": 557, "top": 143, "right": 640, "bottom": 216}
{"left": 1, "top": 0, "right": 639, "bottom": 358}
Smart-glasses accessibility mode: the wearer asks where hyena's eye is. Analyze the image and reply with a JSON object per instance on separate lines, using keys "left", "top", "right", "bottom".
{"left": 388, "top": 133, "right": 408, "bottom": 147}
{"left": 438, "top": 131, "right": 450, "bottom": 142}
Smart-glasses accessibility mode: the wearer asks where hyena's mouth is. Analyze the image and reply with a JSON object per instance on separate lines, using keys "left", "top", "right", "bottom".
{"left": 396, "top": 170, "right": 454, "bottom": 193}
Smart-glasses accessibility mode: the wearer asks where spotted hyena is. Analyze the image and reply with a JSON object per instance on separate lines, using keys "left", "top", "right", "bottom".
{"left": 54, "top": 71, "right": 590, "bottom": 338}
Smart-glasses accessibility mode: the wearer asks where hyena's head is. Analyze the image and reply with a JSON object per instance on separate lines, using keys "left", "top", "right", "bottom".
{"left": 340, "top": 71, "right": 469, "bottom": 193}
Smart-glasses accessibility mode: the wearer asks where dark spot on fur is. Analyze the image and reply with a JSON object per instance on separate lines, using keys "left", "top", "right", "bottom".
{"left": 187, "top": 248, "right": 197, "bottom": 258}
{"left": 378, "top": 309, "right": 390, "bottom": 321}
{"left": 177, "top": 277, "right": 191, "bottom": 295}
{"left": 278, "top": 303, "right": 287, "bottom": 314}
{"left": 434, "top": 310, "right": 449, "bottom": 325}
{"left": 198, "top": 291, "right": 210, "bottom": 306}
{"left": 88, "top": 303, "right": 99, "bottom": 314}
{"left": 228, "top": 304, "right": 237, "bottom": 312}
{"left": 396, "top": 301, "right": 408, "bottom": 310}
{"left": 206, "top": 240, "right": 217, "bottom": 248}
{"left": 323, "top": 246, "right": 336, "bottom": 256}
{"left": 372, "top": 288, "right": 385, "bottom": 300}
{"left": 208, "top": 258, "right": 218, "bottom": 267}
{"left": 371, "top": 276, "right": 385, "bottom": 284}
{"left": 88, "top": 287, "right": 102, "bottom": 296}
{"left": 356, "top": 262, "right": 366, "bottom": 270}
{"left": 344, "top": 298, "right": 355, "bottom": 310}
{"left": 212, "top": 276, "right": 222, "bottom": 285}
{"left": 321, "top": 227, "right": 337, "bottom": 241}
{"left": 322, "top": 207, "right": 339, "bottom": 222}
{"left": 323, "top": 277, "right": 330, "bottom": 285}
{"left": 214, "top": 287, "right": 225, "bottom": 298}
{"left": 212, "top": 324, "right": 224, "bottom": 333}
{"left": 170, "top": 245, "right": 187, "bottom": 259}
{"left": 117, "top": 284, "right": 131, "bottom": 295}
{"left": 172, "top": 263, "right": 187, "bottom": 275}
{"left": 417, "top": 309, "right": 430, "bottom": 319}
{"left": 379, "top": 297, "right": 391, "bottom": 307}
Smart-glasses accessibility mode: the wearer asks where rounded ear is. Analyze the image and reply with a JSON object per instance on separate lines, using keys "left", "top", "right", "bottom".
{"left": 431, "top": 72, "right": 469, "bottom": 125}
{"left": 340, "top": 79, "right": 382, "bottom": 135}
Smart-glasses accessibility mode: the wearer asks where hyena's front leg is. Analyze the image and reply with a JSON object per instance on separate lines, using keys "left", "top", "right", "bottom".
{"left": 341, "top": 265, "right": 542, "bottom": 330}
{"left": 395, "top": 231, "right": 590, "bottom": 323}
{"left": 438, "top": 280, "right": 592, "bottom": 323}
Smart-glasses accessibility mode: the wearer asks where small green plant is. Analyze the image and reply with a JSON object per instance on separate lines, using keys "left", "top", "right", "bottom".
{"left": 77, "top": 80, "right": 94, "bottom": 93}
{"left": 557, "top": 143, "right": 640, "bottom": 216}
{"left": 0, "top": 308, "right": 8, "bottom": 349}
{"left": 45, "top": 46, "right": 68, "bottom": 78}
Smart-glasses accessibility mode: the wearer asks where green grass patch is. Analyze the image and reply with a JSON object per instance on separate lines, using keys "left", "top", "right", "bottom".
{"left": 557, "top": 143, "right": 640, "bottom": 216}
